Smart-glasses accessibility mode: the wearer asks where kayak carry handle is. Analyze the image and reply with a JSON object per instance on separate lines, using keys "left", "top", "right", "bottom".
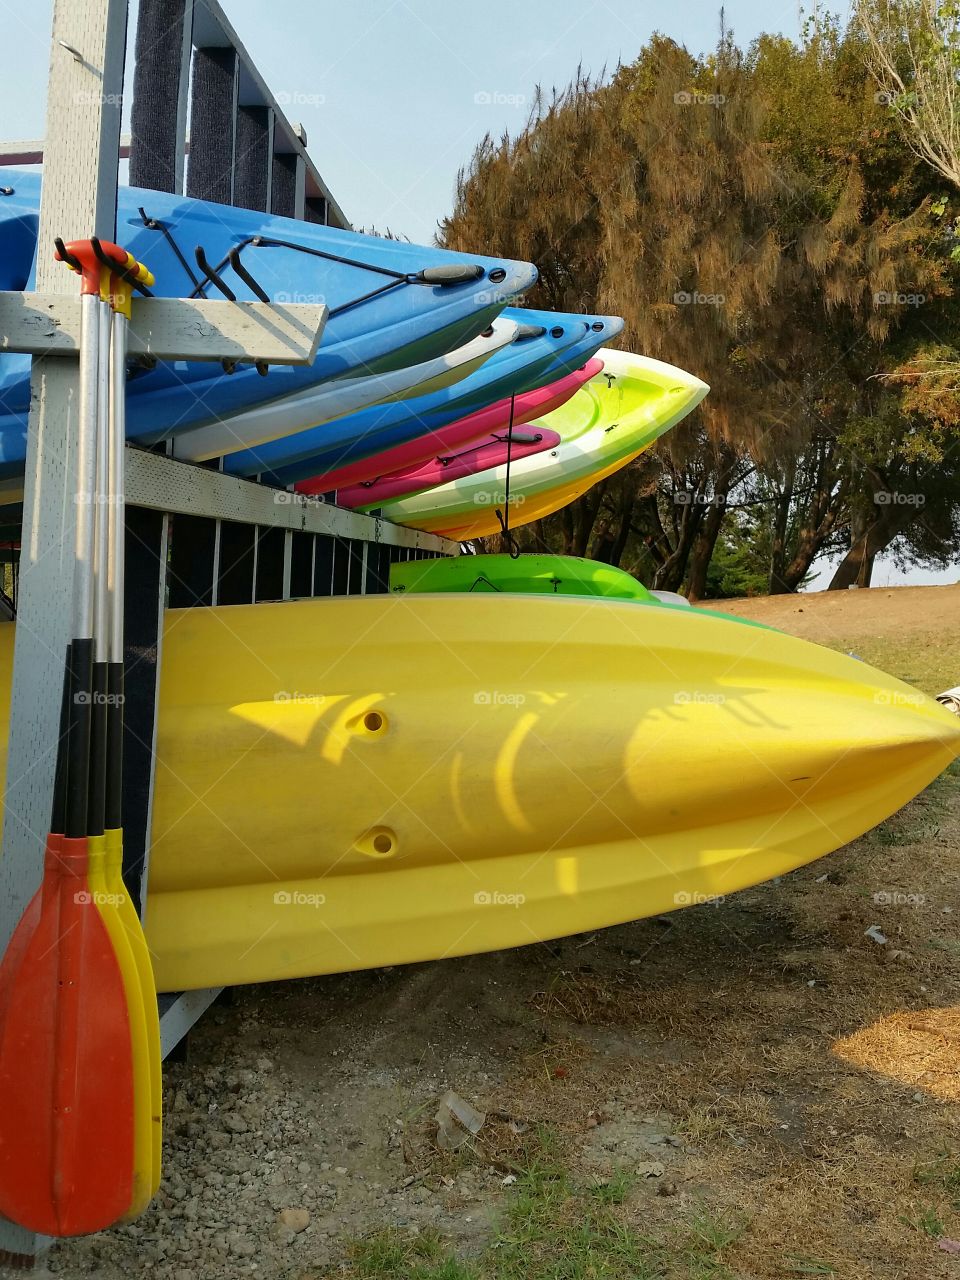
{"left": 514, "top": 323, "right": 547, "bottom": 340}
{"left": 413, "top": 264, "right": 485, "bottom": 286}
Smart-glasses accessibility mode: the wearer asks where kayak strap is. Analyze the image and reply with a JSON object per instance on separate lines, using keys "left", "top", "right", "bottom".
{"left": 437, "top": 430, "right": 543, "bottom": 467}
{"left": 138, "top": 208, "right": 204, "bottom": 293}
{"left": 494, "top": 394, "right": 521, "bottom": 560}
{"left": 190, "top": 237, "right": 490, "bottom": 318}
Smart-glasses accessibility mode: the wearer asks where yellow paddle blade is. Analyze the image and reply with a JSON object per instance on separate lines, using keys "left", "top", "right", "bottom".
{"left": 88, "top": 835, "right": 156, "bottom": 1217}
{"left": 105, "top": 828, "right": 162, "bottom": 1202}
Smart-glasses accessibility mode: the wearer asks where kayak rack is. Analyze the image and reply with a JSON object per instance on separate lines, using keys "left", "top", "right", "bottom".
{"left": 0, "top": 0, "right": 458, "bottom": 1262}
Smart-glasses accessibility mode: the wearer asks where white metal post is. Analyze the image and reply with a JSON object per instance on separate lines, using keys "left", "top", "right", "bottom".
{"left": 0, "top": 0, "right": 127, "bottom": 1260}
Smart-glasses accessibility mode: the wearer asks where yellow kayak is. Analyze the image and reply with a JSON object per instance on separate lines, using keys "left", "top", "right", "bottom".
{"left": 367, "top": 348, "right": 708, "bottom": 538}
{"left": 0, "top": 594, "right": 955, "bottom": 993}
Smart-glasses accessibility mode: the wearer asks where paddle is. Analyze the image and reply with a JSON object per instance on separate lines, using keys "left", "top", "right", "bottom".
{"left": 0, "top": 241, "right": 136, "bottom": 1235}
{"left": 96, "top": 241, "right": 163, "bottom": 1210}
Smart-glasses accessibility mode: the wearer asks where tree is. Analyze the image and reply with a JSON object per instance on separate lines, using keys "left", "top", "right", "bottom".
{"left": 856, "top": 0, "right": 960, "bottom": 189}
{"left": 443, "top": 19, "right": 958, "bottom": 595}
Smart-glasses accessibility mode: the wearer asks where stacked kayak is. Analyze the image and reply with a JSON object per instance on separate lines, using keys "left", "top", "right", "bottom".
{"left": 221, "top": 310, "right": 623, "bottom": 485}
{"left": 356, "top": 349, "right": 709, "bottom": 535}
{"left": 174, "top": 316, "right": 521, "bottom": 462}
{"left": 0, "top": 554, "right": 953, "bottom": 990}
{"left": 325, "top": 356, "right": 605, "bottom": 504}
{"left": 0, "top": 169, "right": 537, "bottom": 469}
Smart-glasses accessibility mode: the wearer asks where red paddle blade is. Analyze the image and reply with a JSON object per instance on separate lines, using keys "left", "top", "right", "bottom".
{"left": 0, "top": 837, "right": 134, "bottom": 1235}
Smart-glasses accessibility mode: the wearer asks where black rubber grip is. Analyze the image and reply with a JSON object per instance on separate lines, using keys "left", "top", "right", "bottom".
{"left": 514, "top": 324, "right": 547, "bottom": 340}
{"left": 50, "top": 647, "right": 72, "bottom": 836}
{"left": 87, "top": 662, "right": 107, "bottom": 839}
{"left": 65, "top": 638, "right": 93, "bottom": 840}
{"left": 414, "top": 264, "right": 485, "bottom": 285}
{"left": 105, "top": 662, "right": 124, "bottom": 831}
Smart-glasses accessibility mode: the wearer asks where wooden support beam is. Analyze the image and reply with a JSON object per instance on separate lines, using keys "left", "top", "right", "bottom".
{"left": 0, "top": 294, "right": 328, "bottom": 364}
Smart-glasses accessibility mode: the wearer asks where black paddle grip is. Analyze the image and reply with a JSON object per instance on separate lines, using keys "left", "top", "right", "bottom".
{"left": 64, "top": 638, "right": 93, "bottom": 840}
{"left": 50, "top": 646, "right": 72, "bottom": 836}
{"left": 105, "top": 662, "right": 124, "bottom": 831}
{"left": 87, "top": 662, "right": 107, "bottom": 839}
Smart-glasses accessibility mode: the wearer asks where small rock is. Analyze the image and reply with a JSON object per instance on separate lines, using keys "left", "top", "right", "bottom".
{"left": 297, "top": 1160, "right": 311, "bottom": 1176}
{"left": 657, "top": 1180, "right": 678, "bottom": 1197}
{"left": 275, "top": 1225, "right": 297, "bottom": 1247}
{"left": 278, "top": 1207, "right": 310, "bottom": 1234}
{"left": 257, "top": 1057, "right": 274, "bottom": 1072}
{"left": 224, "top": 1113, "right": 249, "bottom": 1134}
{"left": 636, "top": 1161, "right": 665, "bottom": 1178}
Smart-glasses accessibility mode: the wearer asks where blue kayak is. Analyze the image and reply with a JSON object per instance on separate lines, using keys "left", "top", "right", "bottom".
{"left": 224, "top": 309, "right": 624, "bottom": 486}
{"left": 0, "top": 171, "right": 536, "bottom": 469}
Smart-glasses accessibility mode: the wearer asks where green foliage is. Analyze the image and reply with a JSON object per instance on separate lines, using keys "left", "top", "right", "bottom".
{"left": 702, "top": 517, "right": 775, "bottom": 599}
{"left": 443, "top": 15, "right": 960, "bottom": 593}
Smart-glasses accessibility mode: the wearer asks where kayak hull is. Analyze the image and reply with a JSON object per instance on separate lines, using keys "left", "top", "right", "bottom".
{"left": 335, "top": 426, "right": 562, "bottom": 506}
{"left": 225, "top": 313, "right": 623, "bottom": 485}
{"left": 298, "top": 356, "right": 605, "bottom": 498}
{"left": 0, "top": 588, "right": 952, "bottom": 992}
{"left": 0, "top": 170, "right": 537, "bottom": 462}
{"left": 172, "top": 318, "right": 519, "bottom": 462}
{"left": 371, "top": 348, "right": 709, "bottom": 534}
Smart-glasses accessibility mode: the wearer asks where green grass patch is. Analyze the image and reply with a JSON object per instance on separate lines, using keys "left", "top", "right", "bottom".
{"left": 344, "top": 1143, "right": 747, "bottom": 1280}
{"left": 900, "top": 1205, "right": 946, "bottom": 1239}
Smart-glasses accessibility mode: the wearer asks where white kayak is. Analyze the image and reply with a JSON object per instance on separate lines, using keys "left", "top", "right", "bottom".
{"left": 173, "top": 317, "right": 519, "bottom": 463}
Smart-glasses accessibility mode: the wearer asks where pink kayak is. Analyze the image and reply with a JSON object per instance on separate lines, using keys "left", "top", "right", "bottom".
{"left": 336, "top": 424, "right": 563, "bottom": 507}
{"left": 296, "top": 357, "right": 605, "bottom": 496}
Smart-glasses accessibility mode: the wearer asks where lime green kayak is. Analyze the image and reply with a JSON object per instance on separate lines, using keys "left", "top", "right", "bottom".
{"left": 390, "top": 553, "right": 657, "bottom": 601}
{"left": 365, "top": 348, "right": 709, "bottom": 538}
{"left": 390, "top": 553, "right": 771, "bottom": 630}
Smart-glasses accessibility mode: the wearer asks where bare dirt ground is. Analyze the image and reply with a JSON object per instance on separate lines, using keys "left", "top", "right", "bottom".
{"left": 26, "top": 585, "right": 960, "bottom": 1280}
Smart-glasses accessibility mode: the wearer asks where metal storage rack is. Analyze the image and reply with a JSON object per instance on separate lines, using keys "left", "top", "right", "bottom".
{"left": 0, "top": 0, "right": 457, "bottom": 1259}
